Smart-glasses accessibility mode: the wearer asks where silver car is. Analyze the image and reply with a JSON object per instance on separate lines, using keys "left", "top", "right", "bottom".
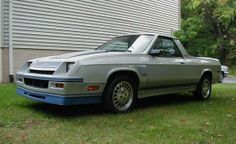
{"left": 16, "top": 33, "right": 221, "bottom": 113}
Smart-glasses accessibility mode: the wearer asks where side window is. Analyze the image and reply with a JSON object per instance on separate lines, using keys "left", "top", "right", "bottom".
{"left": 152, "top": 37, "right": 182, "bottom": 57}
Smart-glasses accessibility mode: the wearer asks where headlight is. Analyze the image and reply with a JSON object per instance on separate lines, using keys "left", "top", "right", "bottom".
{"left": 16, "top": 77, "right": 23, "bottom": 82}
{"left": 66, "top": 62, "right": 75, "bottom": 73}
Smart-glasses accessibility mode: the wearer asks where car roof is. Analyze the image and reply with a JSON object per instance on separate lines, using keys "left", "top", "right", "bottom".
{"left": 118, "top": 33, "right": 177, "bottom": 39}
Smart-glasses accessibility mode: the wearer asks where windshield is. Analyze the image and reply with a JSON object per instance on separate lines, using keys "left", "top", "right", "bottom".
{"left": 96, "top": 35, "right": 155, "bottom": 52}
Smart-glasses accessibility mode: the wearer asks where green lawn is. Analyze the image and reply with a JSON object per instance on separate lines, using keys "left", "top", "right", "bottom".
{"left": 0, "top": 84, "right": 236, "bottom": 144}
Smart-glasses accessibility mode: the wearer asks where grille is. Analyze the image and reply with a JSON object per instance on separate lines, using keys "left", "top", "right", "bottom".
{"left": 29, "top": 69, "right": 54, "bottom": 75}
{"left": 24, "top": 78, "right": 49, "bottom": 89}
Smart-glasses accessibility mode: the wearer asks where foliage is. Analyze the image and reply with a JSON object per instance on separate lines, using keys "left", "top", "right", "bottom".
{"left": 175, "top": 0, "right": 236, "bottom": 65}
{"left": 229, "top": 66, "right": 236, "bottom": 76}
{"left": 0, "top": 84, "right": 236, "bottom": 143}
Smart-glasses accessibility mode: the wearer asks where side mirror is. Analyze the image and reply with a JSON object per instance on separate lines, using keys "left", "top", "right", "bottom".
{"left": 149, "top": 49, "right": 163, "bottom": 56}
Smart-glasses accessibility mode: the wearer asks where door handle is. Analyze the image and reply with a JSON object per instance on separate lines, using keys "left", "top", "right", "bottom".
{"left": 180, "top": 61, "right": 185, "bottom": 64}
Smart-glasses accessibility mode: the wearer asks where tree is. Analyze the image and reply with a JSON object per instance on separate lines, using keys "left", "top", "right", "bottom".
{"left": 175, "top": 0, "right": 236, "bottom": 65}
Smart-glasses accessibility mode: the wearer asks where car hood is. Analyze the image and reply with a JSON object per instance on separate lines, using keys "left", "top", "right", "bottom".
{"left": 49, "top": 50, "right": 107, "bottom": 60}
{"left": 31, "top": 50, "right": 146, "bottom": 65}
{"left": 32, "top": 50, "right": 109, "bottom": 62}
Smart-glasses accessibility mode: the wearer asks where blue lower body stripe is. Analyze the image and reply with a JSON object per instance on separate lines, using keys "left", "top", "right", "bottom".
{"left": 16, "top": 87, "right": 102, "bottom": 105}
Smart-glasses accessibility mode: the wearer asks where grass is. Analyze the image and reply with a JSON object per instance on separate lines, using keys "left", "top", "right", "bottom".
{"left": 0, "top": 84, "right": 236, "bottom": 144}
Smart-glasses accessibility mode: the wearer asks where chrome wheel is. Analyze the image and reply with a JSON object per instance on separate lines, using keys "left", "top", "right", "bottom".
{"left": 112, "top": 81, "right": 134, "bottom": 111}
{"left": 193, "top": 75, "right": 212, "bottom": 100}
{"left": 201, "top": 79, "right": 211, "bottom": 98}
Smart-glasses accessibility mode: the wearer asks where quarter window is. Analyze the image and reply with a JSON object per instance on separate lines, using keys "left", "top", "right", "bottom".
{"left": 152, "top": 37, "right": 182, "bottom": 57}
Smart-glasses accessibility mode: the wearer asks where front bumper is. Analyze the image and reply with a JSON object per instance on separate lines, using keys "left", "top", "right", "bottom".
{"left": 16, "top": 73, "right": 105, "bottom": 105}
{"left": 17, "top": 87, "right": 101, "bottom": 105}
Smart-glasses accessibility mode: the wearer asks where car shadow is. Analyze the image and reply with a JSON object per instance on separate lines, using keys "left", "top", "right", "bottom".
{"left": 21, "top": 93, "right": 202, "bottom": 118}
{"left": 22, "top": 103, "right": 105, "bottom": 118}
{"left": 136, "top": 93, "right": 196, "bottom": 109}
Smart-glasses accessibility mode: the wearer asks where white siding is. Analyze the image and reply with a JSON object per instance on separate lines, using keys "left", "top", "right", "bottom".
{"left": 11, "top": 0, "right": 180, "bottom": 50}
{"left": 0, "top": 0, "right": 2, "bottom": 47}
{"left": 2, "top": 0, "right": 9, "bottom": 48}
{"left": 0, "top": 0, "right": 3, "bottom": 83}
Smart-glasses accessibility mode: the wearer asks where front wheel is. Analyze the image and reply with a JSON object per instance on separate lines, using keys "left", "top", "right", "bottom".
{"left": 193, "top": 75, "right": 212, "bottom": 100}
{"left": 103, "top": 76, "right": 137, "bottom": 113}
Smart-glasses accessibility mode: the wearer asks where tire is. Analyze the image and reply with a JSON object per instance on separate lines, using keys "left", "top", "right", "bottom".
{"left": 193, "top": 75, "right": 212, "bottom": 100}
{"left": 219, "top": 72, "right": 224, "bottom": 83}
{"left": 102, "top": 76, "right": 137, "bottom": 113}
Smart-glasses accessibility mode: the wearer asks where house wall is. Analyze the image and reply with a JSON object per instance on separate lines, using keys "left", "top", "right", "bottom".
{"left": 1, "top": 0, "right": 181, "bottom": 83}
{"left": 1, "top": 48, "right": 8, "bottom": 83}
{"left": 2, "top": 0, "right": 9, "bottom": 48}
{"left": 0, "top": 0, "right": 3, "bottom": 82}
{"left": 1, "top": 48, "right": 75, "bottom": 82}
{"left": 0, "top": 48, "right": 2, "bottom": 83}
{"left": 0, "top": 0, "right": 2, "bottom": 48}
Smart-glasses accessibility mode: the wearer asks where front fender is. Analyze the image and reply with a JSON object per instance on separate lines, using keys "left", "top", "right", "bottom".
{"left": 201, "top": 69, "right": 212, "bottom": 78}
{"left": 106, "top": 65, "right": 147, "bottom": 88}
{"left": 77, "top": 64, "right": 147, "bottom": 89}
{"left": 106, "top": 66, "right": 141, "bottom": 80}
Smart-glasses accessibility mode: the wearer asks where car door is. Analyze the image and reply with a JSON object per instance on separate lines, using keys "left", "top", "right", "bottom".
{"left": 147, "top": 36, "right": 190, "bottom": 89}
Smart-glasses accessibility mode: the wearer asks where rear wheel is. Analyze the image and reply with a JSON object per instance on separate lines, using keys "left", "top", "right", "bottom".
{"left": 193, "top": 75, "right": 212, "bottom": 100}
{"left": 103, "top": 76, "right": 137, "bottom": 113}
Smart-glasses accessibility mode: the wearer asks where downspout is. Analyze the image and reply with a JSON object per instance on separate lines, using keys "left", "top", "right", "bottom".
{"left": 9, "top": 0, "right": 14, "bottom": 82}
{"left": 179, "top": 0, "right": 181, "bottom": 30}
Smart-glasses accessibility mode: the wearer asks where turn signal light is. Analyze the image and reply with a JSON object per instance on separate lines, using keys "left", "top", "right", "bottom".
{"left": 55, "top": 83, "right": 64, "bottom": 88}
{"left": 88, "top": 86, "right": 99, "bottom": 91}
